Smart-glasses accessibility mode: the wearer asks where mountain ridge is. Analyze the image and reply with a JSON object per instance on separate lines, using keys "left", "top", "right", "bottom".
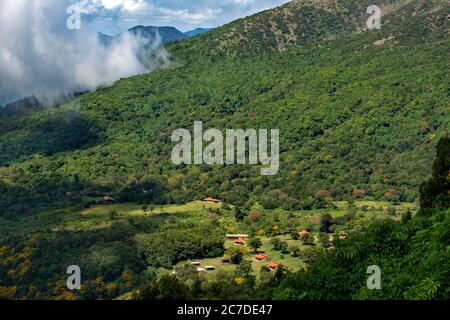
{"left": 169, "top": 0, "right": 448, "bottom": 60}
{"left": 98, "top": 25, "right": 188, "bottom": 46}
{"left": 97, "top": 25, "right": 214, "bottom": 47}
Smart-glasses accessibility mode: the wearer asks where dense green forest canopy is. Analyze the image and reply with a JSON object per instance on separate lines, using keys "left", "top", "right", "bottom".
{"left": 0, "top": 0, "right": 448, "bottom": 218}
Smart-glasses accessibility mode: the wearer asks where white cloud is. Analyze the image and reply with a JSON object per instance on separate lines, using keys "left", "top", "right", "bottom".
{"left": 84, "top": 0, "right": 291, "bottom": 33}
{"left": 0, "top": 0, "right": 166, "bottom": 106}
{"left": 94, "top": 0, "right": 144, "bottom": 11}
{"left": 0, "top": 0, "right": 290, "bottom": 105}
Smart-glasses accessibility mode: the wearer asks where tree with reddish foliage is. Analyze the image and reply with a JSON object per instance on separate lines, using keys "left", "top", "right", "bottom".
{"left": 315, "top": 189, "right": 331, "bottom": 199}
{"left": 352, "top": 188, "right": 366, "bottom": 198}
{"left": 248, "top": 210, "right": 262, "bottom": 222}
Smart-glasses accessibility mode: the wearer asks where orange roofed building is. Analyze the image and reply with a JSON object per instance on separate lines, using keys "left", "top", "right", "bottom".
{"left": 254, "top": 254, "right": 269, "bottom": 261}
{"left": 268, "top": 262, "right": 280, "bottom": 269}
{"left": 299, "top": 230, "right": 311, "bottom": 239}
{"left": 203, "top": 197, "right": 220, "bottom": 203}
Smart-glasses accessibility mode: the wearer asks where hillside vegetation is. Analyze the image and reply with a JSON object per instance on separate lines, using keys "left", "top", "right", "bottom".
{"left": 0, "top": 0, "right": 448, "bottom": 218}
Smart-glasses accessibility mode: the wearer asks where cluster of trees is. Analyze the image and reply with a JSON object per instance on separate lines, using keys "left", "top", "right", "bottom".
{"left": 135, "top": 225, "right": 225, "bottom": 268}
{"left": 135, "top": 261, "right": 288, "bottom": 300}
{"left": 0, "top": 216, "right": 225, "bottom": 299}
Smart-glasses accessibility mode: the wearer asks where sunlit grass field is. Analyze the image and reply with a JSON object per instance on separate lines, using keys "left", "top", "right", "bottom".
{"left": 0, "top": 200, "right": 418, "bottom": 238}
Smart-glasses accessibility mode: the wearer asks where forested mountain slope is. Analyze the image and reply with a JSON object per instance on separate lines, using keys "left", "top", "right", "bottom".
{"left": 0, "top": 0, "right": 449, "bottom": 218}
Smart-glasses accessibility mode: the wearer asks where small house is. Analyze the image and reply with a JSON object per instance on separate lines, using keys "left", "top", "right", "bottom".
{"left": 226, "top": 234, "right": 250, "bottom": 240}
{"left": 299, "top": 230, "right": 311, "bottom": 240}
{"left": 268, "top": 261, "right": 280, "bottom": 269}
{"left": 104, "top": 196, "right": 115, "bottom": 204}
{"left": 254, "top": 254, "right": 269, "bottom": 262}
{"left": 234, "top": 239, "right": 246, "bottom": 245}
{"left": 205, "top": 266, "right": 216, "bottom": 271}
{"left": 197, "top": 267, "right": 207, "bottom": 275}
{"left": 203, "top": 197, "right": 220, "bottom": 203}
{"left": 190, "top": 261, "right": 201, "bottom": 266}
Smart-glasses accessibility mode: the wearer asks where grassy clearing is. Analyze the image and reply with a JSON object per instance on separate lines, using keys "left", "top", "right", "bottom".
{"left": 80, "top": 201, "right": 222, "bottom": 217}
{"left": 8, "top": 199, "right": 418, "bottom": 235}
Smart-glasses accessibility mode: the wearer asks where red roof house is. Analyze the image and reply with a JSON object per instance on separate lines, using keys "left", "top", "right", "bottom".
{"left": 104, "top": 196, "right": 115, "bottom": 204}
{"left": 254, "top": 254, "right": 269, "bottom": 261}
{"left": 268, "top": 261, "right": 280, "bottom": 269}
{"left": 299, "top": 230, "right": 311, "bottom": 239}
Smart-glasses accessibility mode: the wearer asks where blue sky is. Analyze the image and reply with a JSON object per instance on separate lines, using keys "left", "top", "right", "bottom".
{"left": 82, "top": 0, "right": 291, "bottom": 35}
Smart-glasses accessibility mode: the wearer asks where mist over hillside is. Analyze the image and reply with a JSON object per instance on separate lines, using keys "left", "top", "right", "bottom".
{"left": 0, "top": 0, "right": 169, "bottom": 107}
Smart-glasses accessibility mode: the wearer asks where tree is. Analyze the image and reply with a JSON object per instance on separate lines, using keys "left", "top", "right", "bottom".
{"left": 302, "top": 233, "right": 315, "bottom": 246}
{"left": 121, "top": 270, "right": 135, "bottom": 289}
{"left": 271, "top": 238, "right": 281, "bottom": 250}
{"left": 248, "top": 210, "right": 262, "bottom": 222}
{"left": 279, "top": 241, "right": 289, "bottom": 253}
{"left": 235, "top": 207, "right": 246, "bottom": 222}
{"left": 118, "top": 176, "right": 167, "bottom": 204}
{"left": 174, "top": 263, "right": 198, "bottom": 280}
{"left": 259, "top": 266, "right": 272, "bottom": 283}
{"left": 156, "top": 274, "right": 191, "bottom": 300}
{"left": 271, "top": 225, "right": 281, "bottom": 236}
{"left": 289, "top": 244, "right": 301, "bottom": 257}
{"left": 387, "top": 207, "right": 397, "bottom": 216}
{"left": 225, "top": 247, "right": 248, "bottom": 265}
{"left": 319, "top": 213, "right": 334, "bottom": 233}
{"left": 352, "top": 188, "right": 367, "bottom": 198}
{"left": 318, "top": 232, "right": 331, "bottom": 248}
{"left": 289, "top": 229, "right": 299, "bottom": 240}
{"left": 419, "top": 137, "right": 450, "bottom": 215}
{"left": 401, "top": 209, "right": 413, "bottom": 224}
{"left": 235, "top": 260, "right": 253, "bottom": 279}
{"left": 301, "top": 247, "right": 322, "bottom": 264}
{"left": 271, "top": 238, "right": 288, "bottom": 253}
{"left": 248, "top": 237, "right": 262, "bottom": 253}
{"left": 273, "top": 264, "right": 286, "bottom": 282}
{"left": 315, "top": 189, "right": 331, "bottom": 199}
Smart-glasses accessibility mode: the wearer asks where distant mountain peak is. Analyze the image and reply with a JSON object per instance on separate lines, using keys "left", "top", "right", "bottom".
{"left": 184, "top": 28, "right": 213, "bottom": 38}
{"left": 98, "top": 25, "right": 188, "bottom": 46}
{"left": 98, "top": 25, "right": 213, "bottom": 47}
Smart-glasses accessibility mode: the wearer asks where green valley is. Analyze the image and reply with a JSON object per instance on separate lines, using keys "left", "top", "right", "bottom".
{"left": 0, "top": 0, "right": 448, "bottom": 301}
